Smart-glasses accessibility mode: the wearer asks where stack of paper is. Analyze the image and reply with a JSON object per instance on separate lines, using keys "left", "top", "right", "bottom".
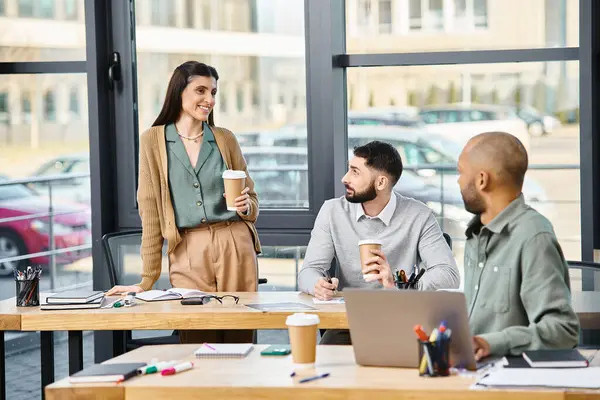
{"left": 475, "top": 367, "right": 600, "bottom": 389}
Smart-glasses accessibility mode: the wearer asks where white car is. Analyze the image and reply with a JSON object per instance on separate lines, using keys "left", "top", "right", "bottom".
{"left": 419, "top": 103, "right": 531, "bottom": 152}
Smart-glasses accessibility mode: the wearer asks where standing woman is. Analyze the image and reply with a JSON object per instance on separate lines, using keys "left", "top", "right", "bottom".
{"left": 107, "top": 61, "right": 261, "bottom": 344}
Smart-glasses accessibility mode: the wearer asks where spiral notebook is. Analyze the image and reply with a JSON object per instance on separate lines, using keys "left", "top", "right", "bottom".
{"left": 194, "top": 343, "right": 254, "bottom": 359}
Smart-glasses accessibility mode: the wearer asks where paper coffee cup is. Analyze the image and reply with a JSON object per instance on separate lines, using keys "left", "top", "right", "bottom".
{"left": 359, "top": 239, "right": 383, "bottom": 274}
{"left": 286, "top": 313, "right": 319, "bottom": 367}
{"left": 222, "top": 170, "right": 246, "bottom": 211}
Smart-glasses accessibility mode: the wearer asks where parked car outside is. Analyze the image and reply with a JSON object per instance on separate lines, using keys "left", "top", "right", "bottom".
{"left": 348, "top": 108, "right": 425, "bottom": 128}
{"left": 28, "top": 153, "right": 91, "bottom": 205}
{"left": 513, "top": 105, "right": 562, "bottom": 137}
{"left": 418, "top": 103, "right": 531, "bottom": 152}
{"left": 240, "top": 141, "right": 472, "bottom": 241}
{"left": 0, "top": 175, "right": 91, "bottom": 276}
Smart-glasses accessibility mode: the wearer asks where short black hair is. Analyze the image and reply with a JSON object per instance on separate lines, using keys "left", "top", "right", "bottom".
{"left": 353, "top": 141, "right": 403, "bottom": 186}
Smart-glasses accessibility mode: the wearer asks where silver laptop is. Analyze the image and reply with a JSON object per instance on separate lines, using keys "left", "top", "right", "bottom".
{"left": 344, "top": 289, "right": 480, "bottom": 371}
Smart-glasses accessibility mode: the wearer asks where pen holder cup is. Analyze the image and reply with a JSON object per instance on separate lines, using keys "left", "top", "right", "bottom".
{"left": 395, "top": 281, "right": 415, "bottom": 290}
{"left": 417, "top": 339, "right": 451, "bottom": 377}
{"left": 16, "top": 278, "right": 40, "bottom": 307}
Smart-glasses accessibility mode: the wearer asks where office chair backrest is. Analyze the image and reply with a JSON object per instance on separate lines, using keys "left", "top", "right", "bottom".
{"left": 102, "top": 230, "right": 169, "bottom": 287}
{"left": 443, "top": 232, "right": 452, "bottom": 250}
{"left": 103, "top": 230, "right": 267, "bottom": 287}
{"left": 566, "top": 260, "right": 600, "bottom": 292}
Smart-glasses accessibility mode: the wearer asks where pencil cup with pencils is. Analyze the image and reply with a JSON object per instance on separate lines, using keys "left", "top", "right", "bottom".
{"left": 414, "top": 322, "right": 452, "bottom": 377}
{"left": 417, "top": 338, "right": 451, "bottom": 377}
{"left": 15, "top": 266, "right": 42, "bottom": 307}
{"left": 394, "top": 268, "right": 425, "bottom": 290}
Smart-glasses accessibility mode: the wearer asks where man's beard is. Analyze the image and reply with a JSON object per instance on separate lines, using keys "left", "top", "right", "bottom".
{"left": 460, "top": 180, "right": 485, "bottom": 215}
{"left": 345, "top": 180, "right": 377, "bottom": 203}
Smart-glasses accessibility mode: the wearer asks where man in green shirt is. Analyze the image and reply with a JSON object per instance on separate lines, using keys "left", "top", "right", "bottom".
{"left": 457, "top": 131, "right": 579, "bottom": 360}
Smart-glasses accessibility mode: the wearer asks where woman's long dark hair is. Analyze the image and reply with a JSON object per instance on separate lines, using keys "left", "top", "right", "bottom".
{"left": 152, "top": 61, "right": 219, "bottom": 127}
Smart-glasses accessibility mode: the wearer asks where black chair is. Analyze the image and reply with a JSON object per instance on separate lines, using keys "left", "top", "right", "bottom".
{"left": 102, "top": 230, "right": 180, "bottom": 350}
{"left": 566, "top": 260, "right": 600, "bottom": 290}
{"left": 443, "top": 232, "right": 452, "bottom": 250}
{"left": 102, "top": 229, "right": 268, "bottom": 351}
{"left": 566, "top": 260, "right": 600, "bottom": 348}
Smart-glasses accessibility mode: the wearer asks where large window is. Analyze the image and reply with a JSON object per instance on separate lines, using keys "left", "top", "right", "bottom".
{"left": 379, "top": 0, "right": 392, "bottom": 33}
{"left": 65, "top": 0, "right": 78, "bottom": 20}
{"left": 0, "top": 73, "right": 92, "bottom": 396}
{"left": 347, "top": 0, "right": 578, "bottom": 52}
{"left": 149, "top": 0, "right": 176, "bottom": 26}
{"left": 69, "top": 87, "right": 80, "bottom": 116}
{"left": 18, "top": 0, "right": 54, "bottom": 18}
{"left": 133, "top": 0, "right": 308, "bottom": 210}
{"left": 0, "top": 92, "right": 8, "bottom": 119}
{"left": 347, "top": 60, "right": 580, "bottom": 286}
{"left": 43, "top": 90, "right": 56, "bottom": 121}
{"left": 0, "top": 0, "right": 86, "bottom": 61}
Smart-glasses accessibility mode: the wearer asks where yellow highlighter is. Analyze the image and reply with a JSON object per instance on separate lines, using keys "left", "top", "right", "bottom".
{"left": 419, "top": 328, "right": 440, "bottom": 375}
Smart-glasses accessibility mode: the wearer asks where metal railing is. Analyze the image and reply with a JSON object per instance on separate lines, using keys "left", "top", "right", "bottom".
{"left": 0, "top": 172, "right": 92, "bottom": 289}
{"left": 0, "top": 163, "right": 581, "bottom": 289}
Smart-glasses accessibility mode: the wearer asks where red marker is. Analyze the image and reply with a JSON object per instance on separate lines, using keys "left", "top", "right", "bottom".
{"left": 161, "top": 361, "right": 194, "bottom": 376}
{"left": 413, "top": 324, "right": 429, "bottom": 342}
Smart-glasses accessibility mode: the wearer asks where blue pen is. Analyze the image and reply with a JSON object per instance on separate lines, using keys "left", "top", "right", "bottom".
{"left": 298, "top": 373, "right": 330, "bottom": 383}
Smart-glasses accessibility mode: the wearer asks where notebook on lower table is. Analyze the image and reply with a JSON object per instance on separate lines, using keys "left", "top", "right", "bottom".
{"left": 68, "top": 362, "right": 146, "bottom": 383}
{"left": 522, "top": 349, "right": 589, "bottom": 368}
{"left": 194, "top": 343, "right": 254, "bottom": 359}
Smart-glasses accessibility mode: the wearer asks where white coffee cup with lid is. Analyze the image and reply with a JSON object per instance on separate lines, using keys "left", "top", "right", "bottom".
{"left": 222, "top": 170, "right": 247, "bottom": 211}
{"left": 286, "top": 313, "right": 320, "bottom": 367}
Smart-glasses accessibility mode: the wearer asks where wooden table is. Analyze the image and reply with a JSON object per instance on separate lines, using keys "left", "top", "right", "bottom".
{"left": 2, "top": 290, "right": 600, "bottom": 400}
{"left": 45, "top": 345, "right": 600, "bottom": 400}
{"left": 0, "top": 291, "right": 344, "bottom": 400}
{"left": 2, "top": 290, "right": 597, "bottom": 331}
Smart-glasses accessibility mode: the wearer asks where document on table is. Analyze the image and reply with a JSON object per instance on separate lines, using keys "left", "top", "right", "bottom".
{"left": 312, "top": 297, "right": 345, "bottom": 304}
{"left": 245, "top": 302, "right": 317, "bottom": 312}
{"left": 474, "top": 367, "right": 600, "bottom": 389}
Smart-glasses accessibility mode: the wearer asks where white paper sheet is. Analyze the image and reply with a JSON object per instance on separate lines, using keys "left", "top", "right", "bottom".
{"left": 475, "top": 367, "right": 600, "bottom": 389}
{"left": 312, "top": 297, "right": 345, "bottom": 304}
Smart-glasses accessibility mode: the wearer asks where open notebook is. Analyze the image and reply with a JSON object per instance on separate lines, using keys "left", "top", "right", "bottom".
{"left": 194, "top": 343, "right": 254, "bottom": 359}
{"left": 136, "top": 288, "right": 207, "bottom": 302}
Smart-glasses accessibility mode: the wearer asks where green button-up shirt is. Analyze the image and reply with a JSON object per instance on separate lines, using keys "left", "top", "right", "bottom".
{"left": 166, "top": 123, "right": 239, "bottom": 229}
{"left": 464, "top": 194, "right": 579, "bottom": 357}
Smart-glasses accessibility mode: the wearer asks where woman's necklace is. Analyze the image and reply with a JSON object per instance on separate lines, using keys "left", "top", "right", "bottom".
{"left": 175, "top": 124, "right": 203, "bottom": 143}
{"left": 177, "top": 130, "right": 203, "bottom": 143}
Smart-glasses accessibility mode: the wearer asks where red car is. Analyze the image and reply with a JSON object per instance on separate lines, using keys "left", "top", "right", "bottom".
{"left": 0, "top": 178, "right": 91, "bottom": 276}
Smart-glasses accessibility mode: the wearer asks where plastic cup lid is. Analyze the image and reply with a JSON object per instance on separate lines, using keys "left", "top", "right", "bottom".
{"left": 222, "top": 170, "right": 246, "bottom": 179}
{"left": 286, "top": 313, "right": 320, "bottom": 326}
{"left": 358, "top": 239, "right": 382, "bottom": 246}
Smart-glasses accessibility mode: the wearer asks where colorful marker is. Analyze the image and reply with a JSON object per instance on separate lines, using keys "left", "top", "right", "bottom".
{"left": 138, "top": 361, "right": 178, "bottom": 375}
{"left": 161, "top": 361, "right": 194, "bottom": 376}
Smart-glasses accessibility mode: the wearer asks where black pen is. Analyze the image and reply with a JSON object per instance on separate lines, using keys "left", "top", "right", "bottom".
{"left": 298, "top": 373, "right": 330, "bottom": 383}
{"left": 406, "top": 271, "right": 416, "bottom": 286}
{"left": 324, "top": 271, "right": 337, "bottom": 295}
{"left": 410, "top": 268, "right": 426, "bottom": 289}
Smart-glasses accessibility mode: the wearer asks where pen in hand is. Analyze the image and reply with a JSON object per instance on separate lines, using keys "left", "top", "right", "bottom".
{"left": 324, "top": 271, "right": 337, "bottom": 295}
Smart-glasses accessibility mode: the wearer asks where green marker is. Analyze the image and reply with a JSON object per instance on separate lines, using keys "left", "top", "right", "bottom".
{"left": 138, "top": 361, "right": 177, "bottom": 375}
